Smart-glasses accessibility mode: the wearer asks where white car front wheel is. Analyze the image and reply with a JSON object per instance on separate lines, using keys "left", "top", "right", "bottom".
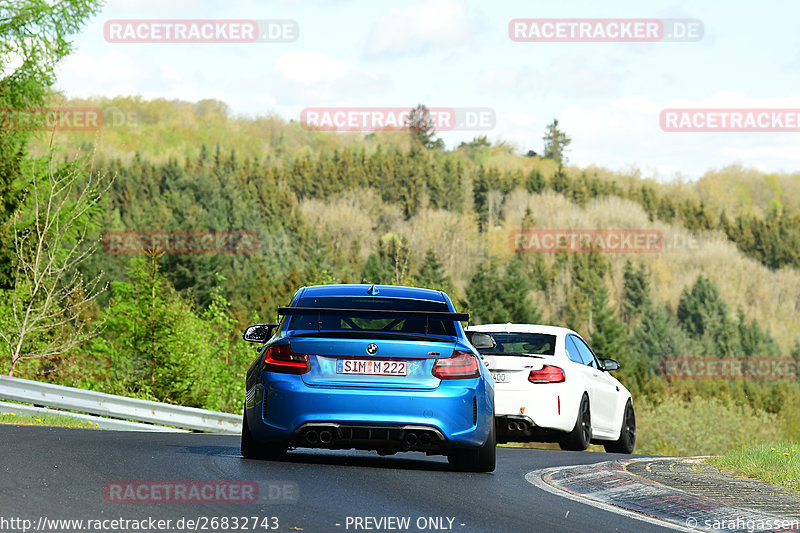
{"left": 603, "top": 399, "right": 636, "bottom": 454}
{"left": 559, "top": 394, "right": 591, "bottom": 451}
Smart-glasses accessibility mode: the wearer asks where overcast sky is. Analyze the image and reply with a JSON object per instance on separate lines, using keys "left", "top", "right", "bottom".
{"left": 55, "top": 0, "right": 800, "bottom": 181}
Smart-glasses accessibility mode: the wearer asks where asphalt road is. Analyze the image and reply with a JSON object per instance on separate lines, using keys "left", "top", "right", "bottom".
{"left": 0, "top": 425, "right": 674, "bottom": 533}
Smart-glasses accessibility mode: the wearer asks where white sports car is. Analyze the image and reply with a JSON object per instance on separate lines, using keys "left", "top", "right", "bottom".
{"left": 465, "top": 324, "right": 635, "bottom": 453}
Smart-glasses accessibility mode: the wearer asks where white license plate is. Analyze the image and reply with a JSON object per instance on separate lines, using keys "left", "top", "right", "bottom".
{"left": 491, "top": 372, "right": 510, "bottom": 383}
{"left": 337, "top": 359, "right": 408, "bottom": 376}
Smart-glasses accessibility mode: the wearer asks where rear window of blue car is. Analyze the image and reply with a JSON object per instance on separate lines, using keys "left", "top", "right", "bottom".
{"left": 289, "top": 296, "right": 457, "bottom": 336}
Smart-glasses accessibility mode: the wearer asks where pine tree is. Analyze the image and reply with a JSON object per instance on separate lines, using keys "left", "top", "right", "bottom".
{"left": 525, "top": 168, "right": 546, "bottom": 194}
{"left": 438, "top": 158, "right": 464, "bottom": 212}
{"left": 736, "top": 309, "right": 781, "bottom": 357}
{"left": 405, "top": 104, "right": 441, "bottom": 149}
{"left": 621, "top": 261, "right": 651, "bottom": 324}
{"left": 360, "top": 234, "right": 410, "bottom": 285}
{"left": 521, "top": 206, "right": 536, "bottom": 230}
{"left": 560, "top": 252, "right": 609, "bottom": 331}
{"left": 656, "top": 196, "right": 677, "bottom": 222}
{"left": 465, "top": 259, "right": 541, "bottom": 325}
{"left": 590, "top": 285, "right": 649, "bottom": 393}
{"left": 501, "top": 256, "right": 542, "bottom": 324}
{"left": 464, "top": 261, "right": 505, "bottom": 324}
{"left": 473, "top": 166, "right": 490, "bottom": 231}
{"left": 676, "top": 275, "right": 740, "bottom": 356}
{"left": 530, "top": 254, "right": 551, "bottom": 292}
{"left": 589, "top": 286, "right": 629, "bottom": 360}
{"left": 542, "top": 119, "right": 572, "bottom": 165}
{"left": 630, "top": 304, "right": 697, "bottom": 371}
{"left": 791, "top": 340, "right": 800, "bottom": 359}
{"left": 92, "top": 252, "right": 202, "bottom": 404}
{"left": 551, "top": 165, "right": 571, "bottom": 195}
{"left": 677, "top": 275, "right": 728, "bottom": 338}
{"left": 415, "top": 250, "right": 452, "bottom": 293}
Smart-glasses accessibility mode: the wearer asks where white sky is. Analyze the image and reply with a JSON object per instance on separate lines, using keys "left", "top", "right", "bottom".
{"left": 54, "top": 0, "right": 800, "bottom": 181}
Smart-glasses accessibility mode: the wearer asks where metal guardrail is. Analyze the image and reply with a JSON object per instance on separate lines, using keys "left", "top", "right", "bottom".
{"left": 0, "top": 401, "right": 189, "bottom": 432}
{"left": 0, "top": 375, "right": 241, "bottom": 434}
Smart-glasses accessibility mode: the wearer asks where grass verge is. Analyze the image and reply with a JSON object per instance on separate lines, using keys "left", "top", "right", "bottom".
{"left": 709, "top": 443, "right": 800, "bottom": 492}
{"left": 0, "top": 411, "right": 100, "bottom": 429}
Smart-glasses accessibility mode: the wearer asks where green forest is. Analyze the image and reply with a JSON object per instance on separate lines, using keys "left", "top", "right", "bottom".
{"left": 3, "top": 1, "right": 800, "bottom": 456}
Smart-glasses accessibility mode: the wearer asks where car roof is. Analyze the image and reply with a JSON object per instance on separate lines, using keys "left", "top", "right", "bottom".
{"left": 466, "top": 323, "right": 577, "bottom": 337}
{"left": 297, "top": 284, "right": 447, "bottom": 303}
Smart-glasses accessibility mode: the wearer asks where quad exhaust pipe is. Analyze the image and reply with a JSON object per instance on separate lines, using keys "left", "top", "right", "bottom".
{"left": 305, "top": 429, "right": 334, "bottom": 445}
{"left": 404, "top": 431, "right": 435, "bottom": 448}
{"left": 506, "top": 421, "right": 529, "bottom": 432}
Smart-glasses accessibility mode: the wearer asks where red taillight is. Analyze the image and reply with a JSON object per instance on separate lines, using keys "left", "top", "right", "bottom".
{"left": 432, "top": 350, "right": 480, "bottom": 380}
{"left": 263, "top": 344, "right": 310, "bottom": 375}
{"left": 528, "top": 365, "right": 565, "bottom": 383}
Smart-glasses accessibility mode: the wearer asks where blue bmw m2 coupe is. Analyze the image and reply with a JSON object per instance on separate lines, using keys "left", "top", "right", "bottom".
{"left": 241, "top": 284, "right": 496, "bottom": 472}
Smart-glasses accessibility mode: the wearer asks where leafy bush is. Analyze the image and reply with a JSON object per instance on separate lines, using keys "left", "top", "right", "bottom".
{"left": 80, "top": 253, "right": 253, "bottom": 413}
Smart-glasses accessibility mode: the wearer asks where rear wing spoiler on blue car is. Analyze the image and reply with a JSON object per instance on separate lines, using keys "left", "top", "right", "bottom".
{"left": 277, "top": 307, "right": 469, "bottom": 334}
{"left": 277, "top": 307, "right": 468, "bottom": 321}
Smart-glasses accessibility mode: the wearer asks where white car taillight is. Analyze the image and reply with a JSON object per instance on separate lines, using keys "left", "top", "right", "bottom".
{"left": 528, "top": 365, "right": 565, "bottom": 383}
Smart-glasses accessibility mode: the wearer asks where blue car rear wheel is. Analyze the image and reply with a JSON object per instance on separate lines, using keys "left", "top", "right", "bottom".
{"left": 241, "top": 411, "right": 287, "bottom": 460}
{"left": 447, "top": 417, "right": 496, "bottom": 472}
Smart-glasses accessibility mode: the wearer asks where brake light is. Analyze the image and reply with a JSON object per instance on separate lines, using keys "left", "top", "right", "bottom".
{"left": 263, "top": 344, "right": 310, "bottom": 374}
{"left": 432, "top": 350, "right": 480, "bottom": 379}
{"left": 528, "top": 365, "right": 565, "bottom": 383}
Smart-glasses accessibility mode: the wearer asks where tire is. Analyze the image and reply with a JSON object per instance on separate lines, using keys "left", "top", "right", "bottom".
{"left": 603, "top": 399, "right": 636, "bottom": 454}
{"left": 241, "top": 411, "right": 287, "bottom": 460}
{"left": 448, "top": 420, "right": 496, "bottom": 473}
{"left": 559, "top": 394, "right": 592, "bottom": 451}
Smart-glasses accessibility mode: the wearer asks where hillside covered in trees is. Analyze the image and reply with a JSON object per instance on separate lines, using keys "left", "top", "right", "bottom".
{"left": 3, "top": 0, "right": 799, "bottom": 459}
{"left": 6, "top": 95, "right": 800, "bottom": 454}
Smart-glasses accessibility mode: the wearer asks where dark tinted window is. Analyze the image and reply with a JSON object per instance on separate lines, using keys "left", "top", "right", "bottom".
{"left": 474, "top": 332, "right": 556, "bottom": 356}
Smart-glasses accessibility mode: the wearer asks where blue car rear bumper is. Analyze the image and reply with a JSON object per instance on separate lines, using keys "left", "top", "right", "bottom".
{"left": 247, "top": 371, "right": 493, "bottom": 451}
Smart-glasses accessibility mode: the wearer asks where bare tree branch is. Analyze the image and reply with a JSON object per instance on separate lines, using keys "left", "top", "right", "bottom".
{"left": 0, "top": 151, "right": 112, "bottom": 376}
